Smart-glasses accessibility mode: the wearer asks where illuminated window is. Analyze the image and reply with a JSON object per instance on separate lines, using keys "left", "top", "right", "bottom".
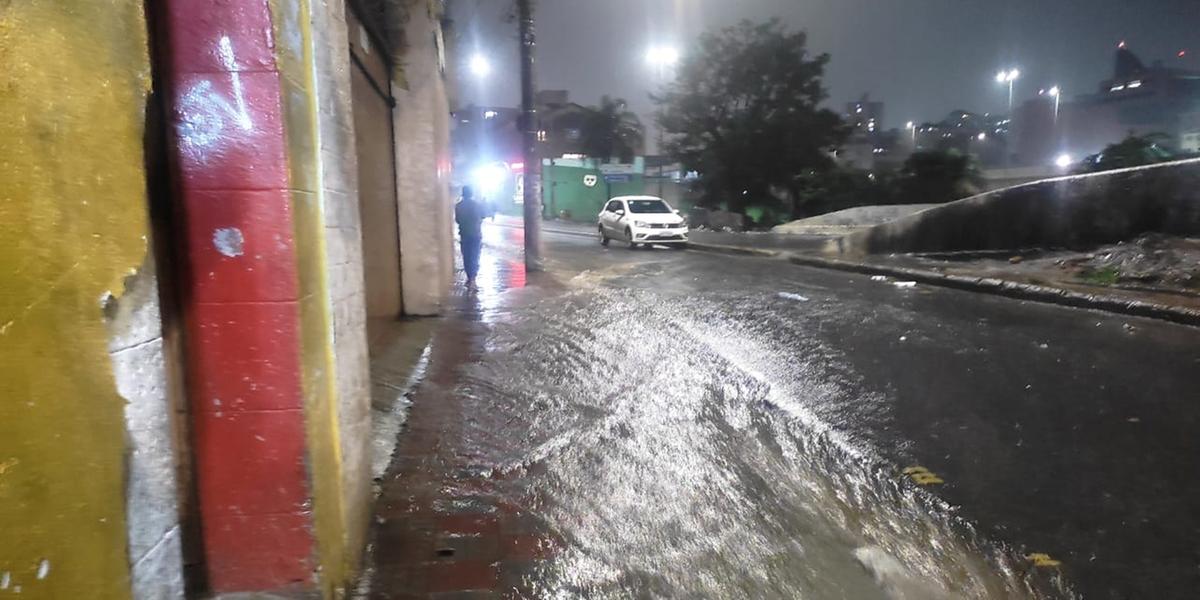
{"left": 484, "top": 110, "right": 498, "bottom": 119}
{"left": 537, "top": 130, "right": 548, "bottom": 142}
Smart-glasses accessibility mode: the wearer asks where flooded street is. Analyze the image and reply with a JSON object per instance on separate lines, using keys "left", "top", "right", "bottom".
{"left": 363, "top": 223, "right": 1200, "bottom": 600}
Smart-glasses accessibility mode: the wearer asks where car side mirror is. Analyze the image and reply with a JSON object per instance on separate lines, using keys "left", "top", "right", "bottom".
{"left": 673, "top": 209, "right": 681, "bottom": 214}
{"left": 615, "top": 209, "right": 625, "bottom": 216}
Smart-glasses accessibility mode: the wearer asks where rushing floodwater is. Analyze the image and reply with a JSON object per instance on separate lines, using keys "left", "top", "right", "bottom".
{"left": 445, "top": 259, "right": 1078, "bottom": 600}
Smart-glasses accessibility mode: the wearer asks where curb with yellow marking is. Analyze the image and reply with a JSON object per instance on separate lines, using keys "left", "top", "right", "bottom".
{"left": 1026, "top": 553, "right": 1063, "bottom": 567}
{"left": 902, "top": 466, "right": 945, "bottom": 485}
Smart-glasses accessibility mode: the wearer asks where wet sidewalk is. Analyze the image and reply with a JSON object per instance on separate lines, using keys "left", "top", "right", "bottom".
{"left": 357, "top": 233, "right": 559, "bottom": 599}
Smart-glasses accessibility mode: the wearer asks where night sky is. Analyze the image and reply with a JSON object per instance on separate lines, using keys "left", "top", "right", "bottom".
{"left": 453, "top": 0, "right": 1198, "bottom": 134}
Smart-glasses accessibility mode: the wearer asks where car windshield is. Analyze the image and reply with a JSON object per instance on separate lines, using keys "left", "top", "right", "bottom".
{"left": 627, "top": 200, "right": 671, "bottom": 214}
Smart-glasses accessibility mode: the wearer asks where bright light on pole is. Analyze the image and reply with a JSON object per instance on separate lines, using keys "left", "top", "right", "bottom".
{"left": 469, "top": 53, "right": 491, "bottom": 78}
{"left": 646, "top": 45, "right": 680, "bottom": 195}
{"left": 1055, "top": 153, "right": 1073, "bottom": 169}
{"left": 996, "top": 68, "right": 1020, "bottom": 114}
{"left": 646, "top": 45, "right": 680, "bottom": 77}
{"left": 906, "top": 121, "right": 916, "bottom": 147}
{"left": 1048, "top": 86, "right": 1062, "bottom": 124}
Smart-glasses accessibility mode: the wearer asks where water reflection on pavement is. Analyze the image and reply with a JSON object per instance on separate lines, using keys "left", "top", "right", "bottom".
{"left": 365, "top": 221, "right": 1200, "bottom": 599}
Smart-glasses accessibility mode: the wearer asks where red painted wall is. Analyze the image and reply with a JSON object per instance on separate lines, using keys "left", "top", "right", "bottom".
{"left": 159, "top": 0, "right": 316, "bottom": 591}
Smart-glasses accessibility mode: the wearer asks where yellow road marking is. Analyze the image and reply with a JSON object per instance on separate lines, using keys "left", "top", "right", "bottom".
{"left": 1026, "top": 553, "right": 1062, "bottom": 567}
{"left": 902, "top": 466, "right": 945, "bottom": 485}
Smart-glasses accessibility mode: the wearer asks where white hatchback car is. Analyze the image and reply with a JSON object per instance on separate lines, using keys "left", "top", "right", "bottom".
{"left": 597, "top": 196, "right": 689, "bottom": 249}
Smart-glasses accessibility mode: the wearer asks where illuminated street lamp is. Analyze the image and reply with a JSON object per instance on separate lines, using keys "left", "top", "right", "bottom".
{"left": 469, "top": 53, "right": 491, "bottom": 78}
{"left": 1048, "top": 86, "right": 1062, "bottom": 124}
{"left": 906, "top": 121, "right": 916, "bottom": 147}
{"left": 995, "top": 68, "right": 1020, "bottom": 114}
{"left": 646, "top": 45, "right": 680, "bottom": 195}
{"left": 646, "top": 46, "right": 680, "bottom": 78}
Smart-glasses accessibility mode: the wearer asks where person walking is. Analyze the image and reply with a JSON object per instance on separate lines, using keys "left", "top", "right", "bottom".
{"left": 455, "top": 185, "right": 488, "bottom": 287}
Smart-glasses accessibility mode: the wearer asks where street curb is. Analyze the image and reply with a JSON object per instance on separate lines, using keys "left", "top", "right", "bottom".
{"left": 786, "top": 254, "right": 1200, "bottom": 328}
{"left": 504, "top": 221, "right": 1200, "bottom": 327}
{"left": 544, "top": 228, "right": 595, "bottom": 239}
{"left": 685, "top": 242, "right": 782, "bottom": 258}
{"left": 494, "top": 221, "right": 597, "bottom": 239}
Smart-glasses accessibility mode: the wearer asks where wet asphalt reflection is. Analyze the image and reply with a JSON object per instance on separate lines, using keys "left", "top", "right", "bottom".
{"left": 430, "top": 223, "right": 1199, "bottom": 599}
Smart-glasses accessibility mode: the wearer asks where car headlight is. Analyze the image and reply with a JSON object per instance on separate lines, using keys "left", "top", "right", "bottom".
{"left": 674, "top": 221, "right": 687, "bottom": 228}
{"left": 633, "top": 220, "right": 649, "bottom": 228}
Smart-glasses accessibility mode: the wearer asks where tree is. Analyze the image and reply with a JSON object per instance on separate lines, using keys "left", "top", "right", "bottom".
{"left": 1075, "top": 133, "right": 1177, "bottom": 173}
{"left": 654, "top": 19, "right": 845, "bottom": 214}
{"left": 896, "top": 149, "right": 981, "bottom": 204}
{"left": 580, "top": 96, "right": 644, "bottom": 163}
{"left": 792, "top": 168, "right": 896, "bottom": 217}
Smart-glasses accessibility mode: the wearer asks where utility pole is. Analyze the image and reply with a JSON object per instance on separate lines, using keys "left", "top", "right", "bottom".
{"left": 518, "top": 0, "right": 542, "bottom": 271}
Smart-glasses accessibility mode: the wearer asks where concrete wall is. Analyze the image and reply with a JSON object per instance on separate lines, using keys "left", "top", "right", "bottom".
{"left": 838, "top": 158, "right": 1200, "bottom": 256}
{"left": 774, "top": 204, "right": 940, "bottom": 234}
{"left": 394, "top": 2, "right": 455, "bottom": 314}
{"left": 349, "top": 8, "right": 404, "bottom": 320}
{"left": 0, "top": 1, "right": 183, "bottom": 597}
{"left": 306, "top": 0, "right": 374, "bottom": 588}
{"left": 2, "top": 0, "right": 450, "bottom": 596}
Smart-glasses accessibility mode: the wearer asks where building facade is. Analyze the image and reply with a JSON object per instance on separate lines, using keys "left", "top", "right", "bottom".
{"left": 0, "top": 0, "right": 455, "bottom": 598}
{"left": 1016, "top": 46, "right": 1200, "bottom": 166}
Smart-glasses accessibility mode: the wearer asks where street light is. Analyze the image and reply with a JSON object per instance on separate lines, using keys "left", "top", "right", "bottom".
{"left": 469, "top": 53, "right": 491, "bottom": 78}
{"left": 906, "top": 121, "right": 916, "bottom": 147}
{"left": 646, "top": 46, "right": 680, "bottom": 78}
{"left": 646, "top": 45, "right": 680, "bottom": 195}
{"left": 995, "top": 68, "right": 1020, "bottom": 114}
{"left": 1048, "top": 86, "right": 1062, "bottom": 124}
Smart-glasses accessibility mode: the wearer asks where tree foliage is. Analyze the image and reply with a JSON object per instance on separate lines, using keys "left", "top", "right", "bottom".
{"left": 789, "top": 150, "right": 981, "bottom": 219}
{"left": 580, "top": 96, "right": 644, "bottom": 163}
{"left": 655, "top": 19, "right": 846, "bottom": 214}
{"left": 1075, "top": 133, "right": 1177, "bottom": 173}
{"left": 896, "top": 149, "right": 982, "bottom": 204}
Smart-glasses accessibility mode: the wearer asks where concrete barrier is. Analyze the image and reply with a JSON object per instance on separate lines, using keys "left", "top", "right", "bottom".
{"left": 834, "top": 158, "right": 1200, "bottom": 256}
{"left": 773, "top": 204, "right": 940, "bottom": 234}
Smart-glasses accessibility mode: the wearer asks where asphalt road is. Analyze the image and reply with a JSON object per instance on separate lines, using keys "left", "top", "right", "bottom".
{"left": 448, "top": 223, "right": 1200, "bottom": 599}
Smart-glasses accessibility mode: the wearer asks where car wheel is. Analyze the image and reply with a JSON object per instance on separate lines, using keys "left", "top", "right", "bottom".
{"left": 625, "top": 228, "right": 638, "bottom": 249}
{"left": 599, "top": 225, "right": 609, "bottom": 246}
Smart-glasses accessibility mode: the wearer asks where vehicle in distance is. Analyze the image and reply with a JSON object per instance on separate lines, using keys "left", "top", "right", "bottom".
{"left": 598, "top": 196, "right": 689, "bottom": 249}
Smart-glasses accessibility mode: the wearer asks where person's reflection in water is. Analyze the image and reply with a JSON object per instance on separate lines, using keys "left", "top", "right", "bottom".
{"left": 455, "top": 185, "right": 489, "bottom": 288}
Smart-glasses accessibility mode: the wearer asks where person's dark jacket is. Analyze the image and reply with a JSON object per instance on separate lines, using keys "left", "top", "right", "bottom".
{"left": 455, "top": 197, "right": 487, "bottom": 238}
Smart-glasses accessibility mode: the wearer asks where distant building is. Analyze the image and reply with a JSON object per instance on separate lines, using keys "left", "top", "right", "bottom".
{"left": 845, "top": 93, "right": 885, "bottom": 134}
{"left": 533, "top": 90, "right": 594, "bottom": 160}
{"left": 838, "top": 93, "right": 905, "bottom": 170}
{"left": 1015, "top": 46, "right": 1200, "bottom": 166}
{"left": 911, "top": 110, "right": 1009, "bottom": 168}
{"left": 533, "top": 90, "right": 647, "bottom": 161}
{"left": 451, "top": 104, "right": 523, "bottom": 176}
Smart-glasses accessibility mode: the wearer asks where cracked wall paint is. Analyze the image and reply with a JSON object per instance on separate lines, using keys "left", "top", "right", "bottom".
{"left": 213, "top": 228, "right": 246, "bottom": 257}
{"left": 0, "top": 0, "right": 159, "bottom": 598}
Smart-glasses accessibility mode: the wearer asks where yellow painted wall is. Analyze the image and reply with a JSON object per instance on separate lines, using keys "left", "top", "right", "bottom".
{"left": 270, "top": 0, "right": 356, "bottom": 595}
{"left": 0, "top": 1, "right": 152, "bottom": 598}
